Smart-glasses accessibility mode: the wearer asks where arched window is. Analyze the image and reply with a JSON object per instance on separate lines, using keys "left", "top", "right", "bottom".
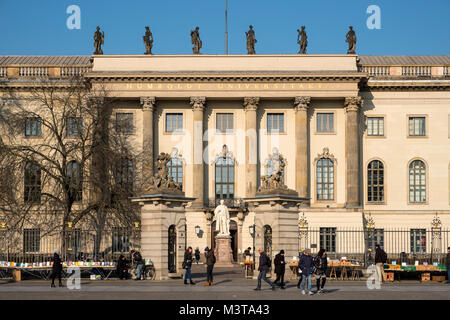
{"left": 367, "top": 160, "right": 384, "bottom": 202}
{"left": 67, "top": 161, "right": 82, "bottom": 201}
{"left": 24, "top": 162, "right": 41, "bottom": 202}
{"left": 409, "top": 160, "right": 426, "bottom": 203}
{"left": 215, "top": 156, "right": 234, "bottom": 199}
{"left": 316, "top": 158, "right": 334, "bottom": 200}
{"left": 167, "top": 157, "right": 183, "bottom": 189}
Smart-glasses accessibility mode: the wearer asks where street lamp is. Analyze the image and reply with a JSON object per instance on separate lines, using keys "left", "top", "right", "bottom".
{"left": 249, "top": 224, "right": 255, "bottom": 265}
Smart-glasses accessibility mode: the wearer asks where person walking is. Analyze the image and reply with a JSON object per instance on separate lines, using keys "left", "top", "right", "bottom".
{"left": 50, "top": 248, "right": 63, "bottom": 287}
{"left": 297, "top": 250, "right": 304, "bottom": 289}
{"left": 375, "top": 244, "right": 387, "bottom": 283}
{"left": 273, "top": 250, "right": 286, "bottom": 289}
{"left": 446, "top": 247, "right": 450, "bottom": 284}
{"left": 116, "top": 254, "right": 129, "bottom": 280}
{"left": 204, "top": 247, "right": 216, "bottom": 286}
{"left": 131, "top": 249, "right": 145, "bottom": 280}
{"left": 183, "top": 247, "right": 195, "bottom": 285}
{"left": 194, "top": 247, "right": 201, "bottom": 264}
{"left": 313, "top": 248, "right": 328, "bottom": 294}
{"left": 254, "top": 248, "right": 277, "bottom": 291}
{"left": 299, "top": 248, "right": 314, "bottom": 295}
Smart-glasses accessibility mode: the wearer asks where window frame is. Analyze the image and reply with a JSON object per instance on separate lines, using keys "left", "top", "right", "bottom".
{"left": 266, "top": 112, "right": 285, "bottom": 134}
{"left": 367, "top": 159, "right": 385, "bottom": 204}
{"left": 315, "top": 158, "right": 335, "bottom": 201}
{"left": 214, "top": 156, "right": 235, "bottom": 200}
{"left": 66, "top": 117, "right": 83, "bottom": 138}
{"left": 215, "top": 112, "right": 234, "bottom": 134}
{"left": 165, "top": 112, "right": 184, "bottom": 133}
{"left": 410, "top": 229, "right": 426, "bottom": 254}
{"left": 25, "top": 117, "right": 42, "bottom": 137}
{"left": 319, "top": 227, "right": 337, "bottom": 254}
{"left": 366, "top": 116, "right": 385, "bottom": 138}
{"left": 407, "top": 115, "right": 427, "bottom": 138}
{"left": 23, "top": 228, "right": 40, "bottom": 253}
{"left": 24, "top": 162, "right": 41, "bottom": 203}
{"left": 408, "top": 159, "right": 427, "bottom": 204}
{"left": 316, "top": 112, "right": 335, "bottom": 134}
{"left": 115, "top": 112, "right": 135, "bottom": 135}
{"left": 67, "top": 160, "right": 83, "bottom": 202}
{"left": 167, "top": 157, "right": 183, "bottom": 190}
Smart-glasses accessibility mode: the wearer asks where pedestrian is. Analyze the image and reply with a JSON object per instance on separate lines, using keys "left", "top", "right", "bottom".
{"left": 297, "top": 250, "right": 304, "bottom": 289}
{"left": 183, "top": 247, "right": 195, "bottom": 285}
{"left": 274, "top": 250, "right": 286, "bottom": 289}
{"left": 313, "top": 248, "right": 328, "bottom": 294}
{"left": 50, "top": 248, "right": 63, "bottom": 288}
{"left": 254, "top": 248, "right": 277, "bottom": 291}
{"left": 375, "top": 244, "right": 387, "bottom": 283}
{"left": 131, "top": 249, "right": 145, "bottom": 280}
{"left": 446, "top": 247, "right": 450, "bottom": 284}
{"left": 299, "top": 248, "right": 314, "bottom": 295}
{"left": 116, "top": 254, "right": 129, "bottom": 280}
{"left": 194, "top": 247, "right": 201, "bottom": 264}
{"left": 204, "top": 247, "right": 216, "bottom": 286}
{"left": 244, "top": 247, "right": 252, "bottom": 259}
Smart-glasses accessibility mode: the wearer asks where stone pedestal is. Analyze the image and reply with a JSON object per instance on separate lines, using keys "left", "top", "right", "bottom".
{"left": 131, "top": 194, "right": 195, "bottom": 280}
{"left": 214, "top": 235, "right": 234, "bottom": 267}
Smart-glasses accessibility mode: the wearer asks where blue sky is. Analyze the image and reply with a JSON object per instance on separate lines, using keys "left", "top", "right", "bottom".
{"left": 0, "top": 0, "right": 449, "bottom": 55}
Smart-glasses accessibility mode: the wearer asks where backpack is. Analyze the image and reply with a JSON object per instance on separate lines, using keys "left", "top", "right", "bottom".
{"left": 381, "top": 250, "right": 387, "bottom": 263}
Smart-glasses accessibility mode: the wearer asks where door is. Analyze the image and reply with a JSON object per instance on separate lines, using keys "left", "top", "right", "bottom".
{"left": 168, "top": 225, "right": 176, "bottom": 273}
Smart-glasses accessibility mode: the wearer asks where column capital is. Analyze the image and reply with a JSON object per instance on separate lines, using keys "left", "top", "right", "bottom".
{"left": 243, "top": 97, "right": 260, "bottom": 111}
{"left": 140, "top": 96, "right": 156, "bottom": 112}
{"left": 293, "top": 96, "right": 311, "bottom": 112}
{"left": 190, "top": 96, "right": 206, "bottom": 111}
{"left": 344, "top": 96, "right": 362, "bottom": 112}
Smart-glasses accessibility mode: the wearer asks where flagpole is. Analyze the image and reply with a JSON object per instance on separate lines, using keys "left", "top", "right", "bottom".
{"left": 225, "top": 0, "right": 228, "bottom": 54}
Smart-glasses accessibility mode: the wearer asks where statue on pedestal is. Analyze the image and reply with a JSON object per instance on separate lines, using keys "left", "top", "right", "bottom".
{"left": 246, "top": 25, "right": 257, "bottom": 54}
{"left": 346, "top": 26, "right": 357, "bottom": 54}
{"left": 214, "top": 199, "right": 230, "bottom": 236}
{"left": 93, "top": 26, "right": 104, "bottom": 55}
{"left": 191, "top": 27, "right": 202, "bottom": 54}
{"left": 297, "top": 26, "right": 307, "bottom": 54}
{"left": 143, "top": 26, "right": 154, "bottom": 55}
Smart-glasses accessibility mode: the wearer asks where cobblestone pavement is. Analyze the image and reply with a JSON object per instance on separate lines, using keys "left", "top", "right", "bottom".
{"left": 0, "top": 265, "right": 448, "bottom": 300}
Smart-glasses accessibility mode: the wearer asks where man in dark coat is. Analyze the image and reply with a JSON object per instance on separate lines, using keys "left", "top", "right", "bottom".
{"left": 375, "top": 244, "right": 387, "bottom": 283}
{"left": 116, "top": 254, "right": 129, "bottom": 280}
{"left": 254, "top": 248, "right": 276, "bottom": 291}
{"left": 446, "top": 247, "right": 450, "bottom": 284}
{"left": 273, "top": 250, "right": 286, "bottom": 289}
{"left": 131, "top": 249, "right": 145, "bottom": 280}
{"left": 50, "top": 249, "right": 63, "bottom": 287}
{"left": 299, "top": 248, "right": 314, "bottom": 295}
{"left": 204, "top": 247, "right": 216, "bottom": 286}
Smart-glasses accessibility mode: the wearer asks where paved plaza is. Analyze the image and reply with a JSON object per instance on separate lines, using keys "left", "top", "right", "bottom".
{"left": 0, "top": 265, "right": 448, "bottom": 300}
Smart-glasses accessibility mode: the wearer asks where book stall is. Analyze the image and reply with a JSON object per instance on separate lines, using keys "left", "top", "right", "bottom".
{"left": 383, "top": 261, "right": 447, "bottom": 282}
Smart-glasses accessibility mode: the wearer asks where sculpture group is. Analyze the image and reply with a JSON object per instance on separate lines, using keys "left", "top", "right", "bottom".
{"left": 143, "top": 152, "right": 182, "bottom": 195}
{"left": 93, "top": 25, "right": 357, "bottom": 55}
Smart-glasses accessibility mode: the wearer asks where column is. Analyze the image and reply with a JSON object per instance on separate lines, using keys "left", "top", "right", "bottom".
{"left": 140, "top": 97, "right": 156, "bottom": 192}
{"left": 243, "top": 97, "right": 259, "bottom": 197}
{"left": 294, "top": 96, "right": 311, "bottom": 200}
{"left": 190, "top": 96, "right": 206, "bottom": 207}
{"left": 344, "top": 96, "right": 362, "bottom": 207}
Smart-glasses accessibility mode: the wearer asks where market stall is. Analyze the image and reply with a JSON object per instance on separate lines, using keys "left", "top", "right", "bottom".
{"left": 383, "top": 263, "right": 447, "bottom": 282}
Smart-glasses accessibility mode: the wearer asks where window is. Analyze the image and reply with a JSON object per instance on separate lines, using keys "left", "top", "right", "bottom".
{"left": 66, "top": 117, "right": 83, "bottom": 137}
{"left": 216, "top": 113, "right": 234, "bottom": 133}
{"left": 112, "top": 228, "right": 130, "bottom": 253}
{"left": 215, "top": 157, "right": 234, "bottom": 199}
{"left": 320, "top": 227, "right": 336, "bottom": 253}
{"left": 115, "top": 113, "right": 134, "bottom": 134}
{"left": 267, "top": 113, "right": 284, "bottom": 133}
{"left": 25, "top": 117, "right": 42, "bottom": 137}
{"left": 367, "top": 229, "right": 384, "bottom": 250}
{"left": 367, "top": 117, "right": 384, "bottom": 136}
{"left": 166, "top": 113, "right": 183, "bottom": 132}
{"left": 23, "top": 228, "right": 40, "bottom": 253}
{"left": 24, "top": 162, "right": 41, "bottom": 203}
{"left": 410, "top": 229, "right": 426, "bottom": 254}
{"left": 65, "top": 229, "right": 82, "bottom": 254}
{"left": 408, "top": 117, "right": 425, "bottom": 136}
{"left": 116, "top": 158, "right": 134, "bottom": 191}
{"left": 167, "top": 157, "right": 183, "bottom": 189}
{"left": 316, "top": 113, "right": 334, "bottom": 133}
{"left": 316, "top": 158, "right": 334, "bottom": 200}
{"left": 67, "top": 161, "right": 82, "bottom": 201}
{"left": 409, "top": 160, "right": 426, "bottom": 203}
{"left": 367, "top": 160, "right": 384, "bottom": 202}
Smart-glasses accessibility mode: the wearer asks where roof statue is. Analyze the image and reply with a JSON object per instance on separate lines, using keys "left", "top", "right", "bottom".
{"left": 346, "top": 26, "right": 357, "bottom": 54}
{"left": 93, "top": 26, "right": 104, "bottom": 55}
{"left": 191, "top": 27, "right": 202, "bottom": 54}
{"left": 245, "top": 25, "right": 257, "bottom": 54}
{"left": 297, "top": 26, "right": 307, "bottom": 54}
{"left": 143, "top": 26, "right": 154, "bottom": 55}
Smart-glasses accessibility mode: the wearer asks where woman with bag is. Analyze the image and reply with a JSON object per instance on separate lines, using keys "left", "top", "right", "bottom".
{"left": 183, "top": 247, "right": 195, "bottom": 285}
{"left": 314, "top": 248, "right": 328, "bottom": 294}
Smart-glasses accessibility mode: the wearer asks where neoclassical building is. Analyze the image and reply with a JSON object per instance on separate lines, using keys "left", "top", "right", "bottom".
{"left": 1, "top": 54, "right": 449, "bottom": 277}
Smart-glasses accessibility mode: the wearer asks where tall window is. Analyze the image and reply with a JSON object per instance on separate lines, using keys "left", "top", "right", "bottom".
{"left": 410, "top": 229, "right": 426, "bottom": 253}
{"left": 116, "top": 157, "right": 134, "bottom": 191}
{"left": 66, "top": 117, "right": 83, "bottom": 137}
{"left": 316, "top": 113, "right": 334, "bottom": 133}
{"left": 368, "top": 229, "right": 384, "bottom": 250}
{"left": 25, "top": 117, "right": 42, "bottom": 137}
{"left": 367, "top": 160, "right": 384, "bottom": 202}
{"left": 316, "top": 158, "right": 334, "bottom": 200}
{"left": 65, "top": 229, "right": 82, "bottom": 253}
{"left": 320, "top": 227, "right": 336, "bottom": 253}
{"left": 215, "top": 157, "right": 234, "bottom": 199}
{"left": 367, "top": 117, "right": 384, "bottom": 136}
{"left": 166, "top": 113, "right": 183, "bottom": 132}
{"left": 409, "top": 160, "right": 426, "bottom": 203}
{"left": 167, "top": 157, "right": 183, "bottom": 189}
{"left": 115, "top": 113, "right": 134, "bottom": 134}
{"left": 67, "top": 161, "right": 82, "bottom": 201}
{"left": 24, "top": 162, "right": 41, "bottom": 203}
{"left": 408, "top": 117, "right": 425, "bottom": 136}
{"left": 23, "top": 228, "right": 40, "bottom": 253}
{"left": 267, "top": 113, "right": 284, "bottom": 133}
{"left": 216, "top": 113, "right": 234, "bottom": 133}
{"left": 112, "top": 227, "right": 130, "bottom": 253}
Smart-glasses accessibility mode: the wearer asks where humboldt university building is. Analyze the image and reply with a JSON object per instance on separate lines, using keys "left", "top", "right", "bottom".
{"left": 1, "top": 54, "right": 449, "bottom": 278}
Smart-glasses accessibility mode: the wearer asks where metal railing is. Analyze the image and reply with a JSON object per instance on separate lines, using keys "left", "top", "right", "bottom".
{"left": 207, "top": 197, "right": 245, "bottom": 209}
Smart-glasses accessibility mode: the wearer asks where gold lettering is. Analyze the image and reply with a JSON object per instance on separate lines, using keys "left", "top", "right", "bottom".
{"left": 264, "top": 84, "right": 269, "bottom": 89}
{"left": 167, "top": 84, "right": 173, "bottom": 89}
{"left": 126, "top": 83, "right": 133, "bottom": 89}
{"left": 318, "top": 84, "right": 322, "bottom": 89}
{"left": 299, "top": 84, "right": 304, "bottom": 89}
{"left": 274, "top": 84, "right": 279, "bottom": 89}
{"left": 308, "top": 84, "right": 313, "bottom": 89}
{"left": 147, "top": 84, "right": 153, "bottom": 89}
{"left": 187, "top": 84, "right": 192, "bottom": 89}
{"left": 197, "top": 84, "right": 202, "bottom": 89}
{"left": 254, "top": 84, "right": 259, "bottom": 89}
{"left": 237, "top": 84, "right": 241, "bottom": 89}
{"left": 218, "top": 84, "right": 224, "bottom": 89}
{"left": 137, "top": 84, "right": 143, "bottom": 89}
{"left": 177, "top": 84, "right": 183, "bottom": 89}
{"left": 227, "top": 84, "right": 233, "bottom": 89}
{"left": 290, "top": 84, "right": 295, "bottom": 89}
{"left": 157, "top": 84, "right": 162, "bottom": 89}
{"left": 245, "top": 84, "right": 250, "bottom": 89}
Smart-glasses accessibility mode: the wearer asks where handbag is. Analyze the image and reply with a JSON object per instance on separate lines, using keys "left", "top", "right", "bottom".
{"left": 182, "top": 261, "right": 186, "bottom": 269}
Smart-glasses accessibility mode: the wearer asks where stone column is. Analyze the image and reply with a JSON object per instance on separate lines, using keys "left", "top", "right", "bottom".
{"left": 190, "top": 97, "right": 206, "bottom": 207}
{"left": 294, "top": 96, "right": 311, "bottom": 201}
{"left": 344, "top": 96, "right": 362, "bottom": 207}
{"left": 140, "top": 97, "right": 156, "bottom": 191}
{"left": 243, "top": 97, "right": 259, "bottom": 197}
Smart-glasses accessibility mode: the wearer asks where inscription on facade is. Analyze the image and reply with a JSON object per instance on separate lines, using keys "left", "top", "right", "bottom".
{"left": 123, "top": 82, "right": 325, "bottom": 90}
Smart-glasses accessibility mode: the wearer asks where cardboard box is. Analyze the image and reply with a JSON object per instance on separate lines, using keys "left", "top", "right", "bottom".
{"left": 421, "top": 273, "right": 431, "bottom": 282}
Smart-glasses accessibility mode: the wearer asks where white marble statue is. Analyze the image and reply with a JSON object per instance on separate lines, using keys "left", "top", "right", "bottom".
{"left": 214, "top": 199, "right": 230, "bottom": 236}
